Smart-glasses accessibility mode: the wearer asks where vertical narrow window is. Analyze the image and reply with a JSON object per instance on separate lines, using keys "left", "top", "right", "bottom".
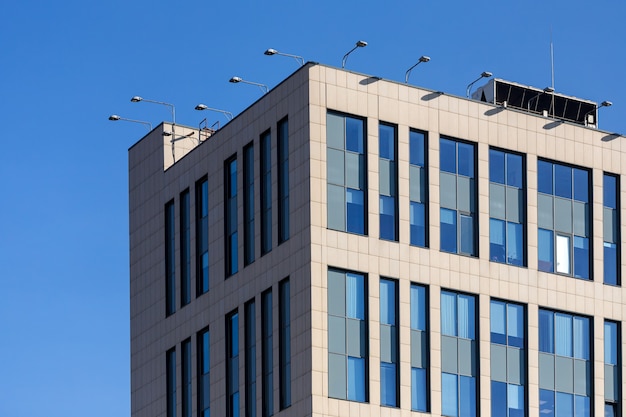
{"left": 196, "top": 177, "right": 209, "bottom": 296}
{"left": 262, "top": 289, "right": 273, "bottom": 417}
{"left": 328, "top": 269, "right": 368, "bottom": 402}
{"left": 490, "top": 300, "right": 525, "bottom": 417}
{"left": 440, "top": 138, "right": 477, "bottom": 256}
{"left": 380, "top": 278, "right": 399, "bottom": 406}
{"left": 379, "top": 123, "right": 398, "bottom": 241}
{"left": 489, "top": 149, "right": 525, "bottom": 266}
{"left": 537, "top": 160, "right": 591, "bottom": 279}
{"left": 409, "top": 129, "right": 428, "bottom": 247}
{"left": 243, "top": 143, "right": 255, "bottom": 266}
{"left": 180, "top": 190, "right": 191, "bottom": 306}
{"left": 260, "top": 131, "right": 272, "bottom": 255}
{"left": 277, "top": 117, "right": 289, "bottom": 244}
{"left": 182, "top": 339, "right": 192, "bottom": 417}
{"left": 538, "top": 310, "right": 591, "bottom": 417}
{"left": 167, "top": 347, "right": 177, "bottom": 417}
{"left": 411, "top": 284, "right": 429, "bottom": 412}
{"left": 197, "top": 328, "right": 210, "bottom": 417}
{"left": 441, "top": 291, "right": 477, "bottom": 417}
{"left": 327, "top": 112, "right": 367, "bottom": 235}
{"left": 279, "top": 278, "right": 291, "bottom": 409}
{"left": 227, "top": 311, "right": 240, "bottom": 417}
{"left": 225, "top": 157, "right": 238, "bottom": 277}
{"left": 245, "top": 300, "right": 256, "bottom": 417}
{"left": 605, "top": 321, "right": 620, "bottom": 416}
{"left": 604, "top": 173, "right": 620, "bottom": 285}
{"left": 165, "top": 200, "right": 176, "bottom": 316}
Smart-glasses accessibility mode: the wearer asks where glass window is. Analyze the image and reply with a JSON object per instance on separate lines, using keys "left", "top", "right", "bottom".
{"left": 604, "top": 173, "right": 620, "bottom": 285}
{"left": 441, "top": 291, "right": 477, "bottom": 417}
{"left": 605, "top": 321, "right": 620, "bottom": 409}
{"left": 245, "top": 301, "right": 256, "bottom": 417}
{"left": 411, "top": 284, "right": 429, "bottom": 412}
{"left": 410, "top": 130, "right": 425, "bottom": 166}
{"left": 261, "top": 131, "right": 272, "bottom": 255}
{"left": 441, "top": 208, "right": 458, "bottom": 254}
{"left": 440, "top": 137, "right": 477, "bottom": 256}
{"left": 182, "top": 339, "right": 192, "bottom": 417}
{"left": 327, "top": 112, "right": 367, "bottom": 235}
{"left": 328, "top": 269, "right": 368, "bottom": 402}
{"left": 491, "top": 300, "right": 526, "bottom": 416}
{"left": 537, "top": 160, "right": 591, "bottom": 279}
{"left": 442, "top": 373, "right": 459, "bottom": 417}
{"left": 262, "top": 290, "right": 273, "bottom": 417}
{"left": 379, "top": 123, "right": 397, "bottom": 242}
{"left": 489, "top": 148, "right": 525, "bottom": 266}
{"left": 225, "top": 157, "right": 238, "bottom": 277}
{"left": 440, "top": 139, "right": 457, "bottom": 174}
{"left": 539, "top": 310, "right": 591, "bottom": 417}
{"left": 198, "top": 328, "right": 210, "bottom": 417}
{"left": 538, "top": 229, "right": 554, "bottom": 273}
{"left": 279, "top": 279, "right": 291, "bottom": 409}
{"left": 167, "top": 347, "right": 177, "bottom": 417}
{"left": 277, "top": 118, "right": 289, "bottom": 244}
{"left": 180, "top": 190, "right": 191, "bottom": 307}
{"left": 243, "top": 143, "right": 255, "bottom": 266}
{"left": 227, "top": 311, "right": 240, "bottom": 417}
{"left": 165, "top": 200, "right": 175, "bottom": 316}
{"left": 380, "top": 278, "right": 398, "bottom": 407}
{"left": 196, "top": 178, "right": 209, "bottom": 296}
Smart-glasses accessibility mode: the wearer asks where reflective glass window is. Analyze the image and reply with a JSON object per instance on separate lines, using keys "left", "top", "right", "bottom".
{"left": 196, "top": 178, "right": 209, "bottom": 296}
{"left": 277, "top": 117, "right": 289, "bottom": 244}
{"left": 327, "top": 112, "right": 367, "bottom": 235}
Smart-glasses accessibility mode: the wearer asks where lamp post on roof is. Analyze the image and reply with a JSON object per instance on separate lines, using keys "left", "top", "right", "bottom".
{"left": 341, "top": 40, "right": 367, "bottom": 69}
{"left": 466, "top": 71, "right": 493, "bottom": 98}
{"left": 108, "top": 114, "right": 152, "bottom": 131}
{"left": 584, "top": 100, "right": 613, "bottom": 127}
{"left": 229, "top": 76, "right": 269, "bottom": 94}
{"left": 264, "top": 48, "right": 305, "bottom": 66}
{"left": 195, "top": 104, "right": 234, "bottom": 121}
{"left": 405, "top": 55, "right": 430, "bottom": 84}
{"left": 130, "top": 96, "right": 176, "bottom": 125}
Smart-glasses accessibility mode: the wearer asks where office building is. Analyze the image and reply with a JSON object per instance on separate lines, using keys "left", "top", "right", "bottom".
{"left": 129, "top": 62, "right": 624, "bottom": 417}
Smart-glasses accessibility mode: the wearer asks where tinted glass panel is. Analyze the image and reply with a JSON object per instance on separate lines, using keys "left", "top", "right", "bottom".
{"left": 410, "top": 130, "right": 425, "bottom": 166}
{"left": 440, "top": 139, "right": 456, "bottom": 174}
{"left": 490, "top": 149, "right": 505, "bottom": 185}
{"left": 573, "top": 169, "right": 589, "bottom": 203}
{"left": 554, "top": 165, "right": 572, "bottom": 199}
{"left": 457, "top": 143, "right": 474, "bottom": 178}
{"left": 441, "top": 208, "right": 457, "bottom": 253}
{"left": 538, "top": 160, "right": 554, "bottom": 194}
{"left": 604, "top": 174, "right": 618, "bottom": 209}
{"left": 506, "top": 153, "right": 523, "bottom": 188}
{"left": 538, "top": 229, "right": 554, "bottom": 272}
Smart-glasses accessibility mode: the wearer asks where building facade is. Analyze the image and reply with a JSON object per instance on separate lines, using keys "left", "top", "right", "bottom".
{"left": 129, "top": 63, "right": 625, "bottom": 417}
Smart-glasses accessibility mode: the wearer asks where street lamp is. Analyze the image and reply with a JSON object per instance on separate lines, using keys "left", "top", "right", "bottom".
{"left": 466, "top": 71, "right": 493, "bottom": 98}
{"left": 229, "top": 76, "right": 269, "bottom": 94}
{"left": 108, "top": 114, "right": 152, "bottom": 131}
{"left": 130, "top": 96, "right": 176, "bottom": 124}
{"left": 405, "top": 55, "right": 430, "bottom": 84}
{"left": 195, "top": 104, "right": 234, "bottom": 121}
{"left": 264, "top": 48, "right": 304, "bottom": 66}
{"left": 585, "top": 100, "right": 613, "bottom": 127}
{"left": 341, "top": 40, "right": 367, "bottom": 69}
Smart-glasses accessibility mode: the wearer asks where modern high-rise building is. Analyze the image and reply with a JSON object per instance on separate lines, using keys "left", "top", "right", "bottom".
{"left": 129, "top": 62, "right": 625, "bottom": 417}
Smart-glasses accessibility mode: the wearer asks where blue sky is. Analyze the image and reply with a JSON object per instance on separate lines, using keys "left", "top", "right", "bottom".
{"left": 0, "top": 1, "right": 624, "bottom": 416}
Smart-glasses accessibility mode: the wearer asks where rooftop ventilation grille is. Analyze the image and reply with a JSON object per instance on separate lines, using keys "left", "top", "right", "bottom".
{"left": 472, "top": 79, "right": 597, "bottom": 126}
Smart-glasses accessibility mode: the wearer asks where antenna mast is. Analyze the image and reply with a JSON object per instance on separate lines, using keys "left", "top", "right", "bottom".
{"left": 550, "top": 27, "right": 555, "bottom": 118}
